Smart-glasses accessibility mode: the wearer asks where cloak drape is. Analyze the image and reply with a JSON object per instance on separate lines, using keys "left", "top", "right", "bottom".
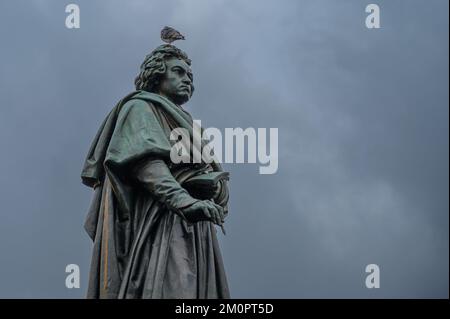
{"left": 80, "top": 90, "right": 230, "bottom": 298}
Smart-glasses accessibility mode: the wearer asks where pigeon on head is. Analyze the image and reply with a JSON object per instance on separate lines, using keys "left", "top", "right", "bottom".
{"left": 161, "top": 26, "right": 185, "bottom": 44}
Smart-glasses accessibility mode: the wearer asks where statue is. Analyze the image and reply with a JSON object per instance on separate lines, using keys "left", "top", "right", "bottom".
{"left": 80, "top": 28, "right": 231, "bottom": 299}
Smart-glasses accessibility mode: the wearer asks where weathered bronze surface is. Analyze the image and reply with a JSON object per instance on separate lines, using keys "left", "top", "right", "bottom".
{"left": 81, "top": 42, "right": 230, "bottom": 299}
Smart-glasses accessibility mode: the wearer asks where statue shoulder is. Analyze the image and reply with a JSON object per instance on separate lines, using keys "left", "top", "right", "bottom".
{"left": 118, "top": 97, "right": 158, "bottom": 120}
{"left": 109, "top": 96, "right": 163, "bottom": 135}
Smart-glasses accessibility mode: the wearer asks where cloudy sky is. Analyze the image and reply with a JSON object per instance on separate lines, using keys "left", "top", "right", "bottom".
{"left": 0, "top": 0, "right": 448, "bottom": 298}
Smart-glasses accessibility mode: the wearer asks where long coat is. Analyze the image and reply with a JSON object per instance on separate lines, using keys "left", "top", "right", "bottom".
{"left": 80, "top": 91, "right": 230, "bottom": 298}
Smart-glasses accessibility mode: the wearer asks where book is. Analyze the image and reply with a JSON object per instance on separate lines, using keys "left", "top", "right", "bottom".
{"left": 182, "top": 171, "right": 229, "bottom": 200}
{"left": 183, "top": 171, "right": 229, "bottom": 188}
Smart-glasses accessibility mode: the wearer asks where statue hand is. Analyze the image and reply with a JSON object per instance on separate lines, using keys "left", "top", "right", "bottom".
{"left": 182, "top": 200, "right": 225, "bottom": 226}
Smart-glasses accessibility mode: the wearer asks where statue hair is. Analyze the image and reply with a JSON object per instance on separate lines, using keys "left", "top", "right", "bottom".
{"left": 134, "top": 44, "right": 194, "bottom": 95}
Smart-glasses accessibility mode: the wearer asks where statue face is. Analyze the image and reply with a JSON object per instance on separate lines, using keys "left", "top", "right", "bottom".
{"left": 158, "top": 57, "right": 193, "bottom": 105}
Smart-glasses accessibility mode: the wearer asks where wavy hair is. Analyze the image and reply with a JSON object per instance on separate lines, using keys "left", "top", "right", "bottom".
{"left": 134, "top": 44, "right": 194, "bottom": 95}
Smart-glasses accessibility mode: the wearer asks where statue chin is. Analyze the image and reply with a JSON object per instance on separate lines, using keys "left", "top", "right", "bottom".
{"left": 171, "top": 93, "right": 190, "bottom": 105}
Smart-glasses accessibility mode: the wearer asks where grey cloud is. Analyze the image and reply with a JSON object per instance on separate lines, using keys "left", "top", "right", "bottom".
{"left": 0, "top": 0, "right": 447, "bottom": 298}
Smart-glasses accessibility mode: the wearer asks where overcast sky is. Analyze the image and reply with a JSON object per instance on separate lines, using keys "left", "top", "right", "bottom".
{"left": 0, "top": 0, "right": 448, "bottom": 298}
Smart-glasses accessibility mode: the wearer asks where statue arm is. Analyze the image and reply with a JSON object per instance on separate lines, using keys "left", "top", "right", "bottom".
{"left": 132, "top": 158, "right": 199, "bottom": 211}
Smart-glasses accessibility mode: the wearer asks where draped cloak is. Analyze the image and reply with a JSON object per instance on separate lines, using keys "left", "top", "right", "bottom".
{"left": 80, "top": 90, "right": 230, "bottom": 298}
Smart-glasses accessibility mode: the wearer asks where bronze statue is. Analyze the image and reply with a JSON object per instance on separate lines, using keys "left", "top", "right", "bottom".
{"left": 80, "top": 30, "right": 230, "bottom": 298}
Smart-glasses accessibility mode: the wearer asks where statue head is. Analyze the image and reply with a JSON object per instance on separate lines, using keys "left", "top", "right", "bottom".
{"left": 134, "top": 44, "right": 194, "bottom": 105}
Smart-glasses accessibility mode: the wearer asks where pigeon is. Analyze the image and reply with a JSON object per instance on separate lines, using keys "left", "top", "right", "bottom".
{"left": 161, "top": 26, "right": 185, "bottom": 44}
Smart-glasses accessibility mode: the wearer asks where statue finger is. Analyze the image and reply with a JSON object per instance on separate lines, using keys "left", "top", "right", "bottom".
{"left": 208, "top": 206, "right": 220, "bottom": 225}
{"left": 214, "top": 207, "right": 223, "bottom": 225}
{"left": 214, "top": 203, "right": 224, "bottom": 220}
{"left": 202, "top": 206, "right": 211, "bottom": 221}
{"left": 211, "top": 203, "right": 224, "bottom": 222}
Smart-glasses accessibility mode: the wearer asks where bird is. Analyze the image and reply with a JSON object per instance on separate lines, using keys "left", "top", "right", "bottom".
{"left": 161, "top": 26, "right": 185, "bottom": 44}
